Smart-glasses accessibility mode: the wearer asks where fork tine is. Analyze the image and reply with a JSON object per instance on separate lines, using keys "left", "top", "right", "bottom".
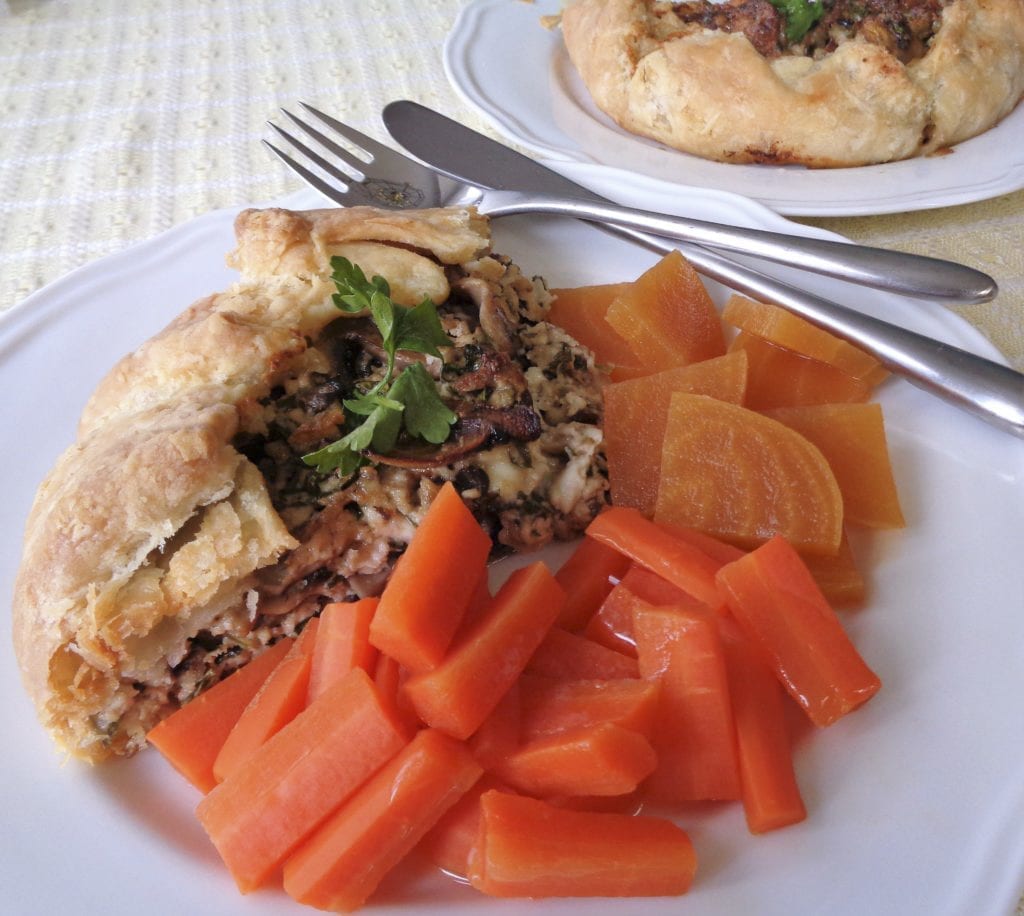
{"left": 268, "top": 121, "right": 364, "bottom": 185}
{"left": 262, "top": 140, "right": 350, "bottom": 207}
{"left": 298, "top": 101, "right": 398, "bottom": 163}
{"left": 266, "top": 103, "right": 444, "bottom": 210}
{"left": 277, "top": 111, "right": 370, "bottom": 179}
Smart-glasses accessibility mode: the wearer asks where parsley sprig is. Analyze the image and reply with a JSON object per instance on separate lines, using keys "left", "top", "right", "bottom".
{"left": 302, "top": 257, "right": 457, "bottom": 476}
{"left": 768, "top": 0, "right": 824, "bottom": 43}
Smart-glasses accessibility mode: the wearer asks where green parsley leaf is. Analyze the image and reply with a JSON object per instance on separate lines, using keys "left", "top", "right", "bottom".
{"left": 302, "top": 433, "right": 366, "bottom": 476}
{"left": 303, "top": 257, "right": 459, "bottom": 475}
{"left": 331, "top": 258, "right": 391, "bottom": 313}
{"left": 392, "top": 298, "right": 452, "bottom": 359}
{"left": 767, "top": 0, "right": 824, "bottom": 42}
{"left": 389, "top": 363, "right": 459, "bottom": 444}
{"left": 343, "top": 390, "right": 404, "bottom": 417}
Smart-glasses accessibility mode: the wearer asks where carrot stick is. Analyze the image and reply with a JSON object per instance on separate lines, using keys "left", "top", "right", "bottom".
{"left": 146, "top": 638, "right": 293, "bottom": 794}
{"left": 195, "top": 668, "right": 408, "bottom": 893}
{"left": 660, "top": 523, "right": 747, "bottom": 566}
{"left": 525, "top": 626, "right": 639, "bottom": 680}
{"left": 307, "top": 598, "right": 379, "bottom": 705}
{"left": 586, "top": 506, "right": 722, "bottom": 608}
{"left": 716, "top": 535, "right": 881, "bottom": 727}
{"left": 582, "top": 580, "right": 649, "bottom": 657}
{"left": 283, "top": 729, "right": 483, "bottom": 912}
{"left": 368, "top": 482, "right": 492, "bottom": 673}
{"left": 497, "top": 723, "right": 657, "bottom": 798}
{"left": 720, "top": 621, "right": 807, "bottom": 833}
{"left": 402, "top": 562, "right": 566, "bottom": 740}
{"left": 468, "top": 680, "right": 521, "bottom": 773}
{"left": 448, "top": 567, "right": 494, "bottom": 647}
{"left": 370, "top": 651, "right": 419, "bottom": 733}
{"left": 584, "top": 566, "right": 708, "bottom": 655}
{"left": 470, "top": 791, "right": 696, "bottom": 898}
{"left": 634, "top": 604, "right": 741, "bottom": 802}
{"left": 420, "top": 773, "right": 515, "bottom": 880}
{"left": 212, "top": 623, "right": 320, "bottom": 784}
{"left": 518, "top": 675, "right": 660, "bottom": 742}
{"left": 553, "top": 535, "right": 631, "bottom": 631}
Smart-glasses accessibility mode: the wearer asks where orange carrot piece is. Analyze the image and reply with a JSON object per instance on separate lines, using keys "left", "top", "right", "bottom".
{"left": 307, "top": 598, "right": 379, "bottom": 705}
{"left": 518, "top": 675, "right": 660, "bottom": 742}
{"left": 471, "top": 791, "right": 696, "bottom": 898}
{"left": 468, "top": 680, "right": 521, "bottom": 773}
{"left": 371, "top": 651, "right": 419, "bottom": 734}
{"left": 634, "top": 604, "right": 741, "bottom": 802}
{"left": 369, "top": 482, "right": 492, "bottom": 673}
{"left": 585, "top": 564, "right": 717, "bottom": 655}
{"left": 526, "top": 626, "right": 639, "bottom": 680}
{"left": 660, "top": 524, "right": 747, "bottom": 566}
{"left": 583, "top": 580, "right": 650, "bottom": 657}
{"left": 586, "top": 506, "right": 721, "bottom": 608}
{"left": 498, "top": 723, "right": 657, "bottom": 798}
{"left": 196, "top": 668, "right": 408, "bottom": 893}
{"left": 553, "top": 536, "right": 632, "bottom": 631}
{"left": 715, "top": 535, "right": 882, "bottom": 727}
{"left": 402, "top": 562, "right": 566, "bottom": 740}
{"left": 452, "top": 567, "right": 494, "bottom": 640}
{"left": 212, "top": 623, "right": 321, "bottom": 784}
{"left": 373, "top": 651, "right": 403, "bottom": 701}
{"left": 283, "top": 729, "right": 482, "bottom": 913}
{"left": 720, "top": 622, "right": 807, "bottom": 833}
{"left": 147, "top": 638, "right": 293, "bottom": 794}
{"left": 420, "top": 773, "right": 516, "bottom": 880}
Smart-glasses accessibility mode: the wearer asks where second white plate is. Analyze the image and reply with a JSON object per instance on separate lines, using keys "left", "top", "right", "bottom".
{"left": 444, "top": 0, "right": 1024, "bottom": 216}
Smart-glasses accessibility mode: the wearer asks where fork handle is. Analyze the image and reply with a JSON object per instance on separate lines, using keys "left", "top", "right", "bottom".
{"left": 479, "top": 190, "right": 997, "bottom": 305}
{"left": 584, "top": 221, "right": 1024, "bottom": 438}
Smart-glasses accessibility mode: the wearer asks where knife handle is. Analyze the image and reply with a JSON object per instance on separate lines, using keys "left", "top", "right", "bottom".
{"left": 584, "top": 222, "right": 1024, "bottom": 439}
{"left": 480, "top": 190, "right": 997, "bottom": 305}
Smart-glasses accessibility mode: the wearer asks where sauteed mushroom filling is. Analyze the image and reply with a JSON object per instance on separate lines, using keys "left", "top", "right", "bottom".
{"left": 194, "top": 252, "right": 609, "bottom": 686}
{"left": 669, "top": 0, "right": 951, "bottom": 61}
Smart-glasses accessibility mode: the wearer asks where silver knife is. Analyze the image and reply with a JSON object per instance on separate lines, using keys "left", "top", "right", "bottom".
{"left": 379, "top": 105, "right": 994, "bottom": 305}
{"left": 382, "top": 100, "right": 1024, "bottom": 438}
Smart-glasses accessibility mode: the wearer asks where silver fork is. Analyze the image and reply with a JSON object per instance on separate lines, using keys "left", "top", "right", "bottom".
{"left": 265, "top": 105, "right": 994, "bottom": 305}
{"left": 264, "top": 103, "right": 1024, "bottom": 438}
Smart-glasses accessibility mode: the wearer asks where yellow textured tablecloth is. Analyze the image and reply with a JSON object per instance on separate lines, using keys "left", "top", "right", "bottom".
{"left": 0, "top": 1, "right": 1021, "bottom": 911}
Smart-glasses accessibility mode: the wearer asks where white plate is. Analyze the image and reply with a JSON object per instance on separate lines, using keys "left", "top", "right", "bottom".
{"left": 3, "top": 186, "right": 1024, "bottom": 916}
{"left": 444, "top": 0, "right": 1024, "bottom": 217}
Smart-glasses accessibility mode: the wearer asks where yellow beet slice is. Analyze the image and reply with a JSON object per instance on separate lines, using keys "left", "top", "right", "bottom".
{"left": 762, "top": 403, "right": 905, "bottom": 529}
{"left": 604, "top": 352, "right": 748, "bottom": 515}
{"left": 605, "top": 251, "right": 726, "bottom": 372}
{"left": 800, "top": 531, "right": 866, "bottom": 607}
{"left": 547, "top": 283, "right": 643, "bottom": 373}
{"left": 654, "top": 393, "right": 843, "bottom": 555}
{"left": 730, "top": 332, "right": 873, "bottom": 409}
{"left": 723, "top": 295, "right": 888, "bottom": 385}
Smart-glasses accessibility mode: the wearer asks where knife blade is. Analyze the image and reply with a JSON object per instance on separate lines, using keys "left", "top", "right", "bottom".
{"left": 382, "top": 100, "right": 1024, "bottom": 438}
{"left": 380, "top": 101, "right": 1001, "bottom": 304}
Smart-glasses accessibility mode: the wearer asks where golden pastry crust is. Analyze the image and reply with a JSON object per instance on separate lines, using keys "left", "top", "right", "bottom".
{"left": 560, "top": 0, "right": 1024, "bottom": 167}
{"left": 12, "top": 206, "right": 493, "bottom": 762}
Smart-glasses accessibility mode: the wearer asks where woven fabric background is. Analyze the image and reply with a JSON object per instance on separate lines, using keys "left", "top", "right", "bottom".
{"left": 1, "top": 0, "right": 1022, "bottom": 372}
